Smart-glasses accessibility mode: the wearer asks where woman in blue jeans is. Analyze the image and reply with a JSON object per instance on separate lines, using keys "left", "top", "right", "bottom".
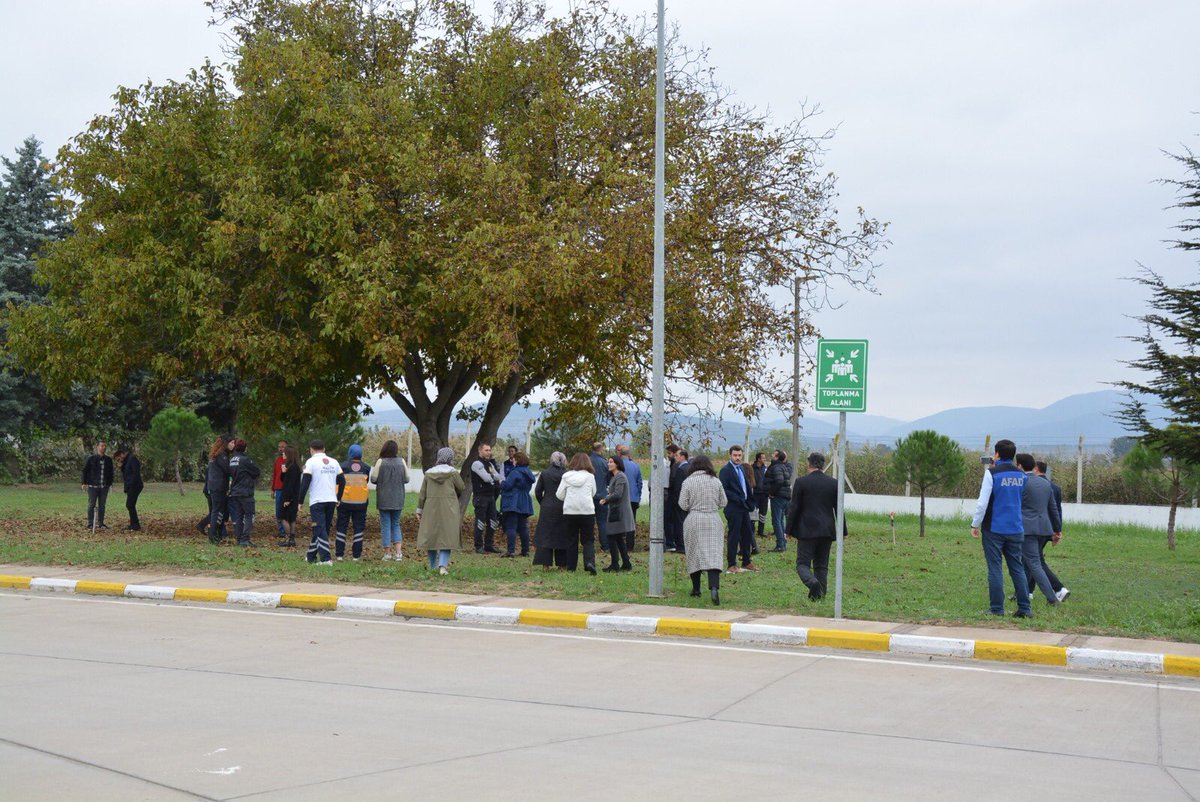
{"left": 500, "top": 451, "right": 536, "bottom": 557}
{"left": 370, "top": 440, "right": 409, "bottom": 560}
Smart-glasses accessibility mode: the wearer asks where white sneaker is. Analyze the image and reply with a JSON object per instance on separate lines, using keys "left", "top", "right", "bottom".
{"left": 1056, "top": 587, "right": 1071, "bottom": 602}
{"left": 438, "top": 566, "right": 449, "bottom": 576}
{"left": 382, "top": 553, "right": 393, "bottom": 561}
{"left": 395, "top": 551, "right": 404, "bottom": 561}
{"left": 352, "top": 557, "right": 361, "bottom": 562}
{"left": 336, "top": 556, "right": 344, "bottom": 562}
{"left": 1028, "top": 593, "right": 1035, "bottom": 601}
{"left": 315, "top": 560, "right": 333, "bottom": 567}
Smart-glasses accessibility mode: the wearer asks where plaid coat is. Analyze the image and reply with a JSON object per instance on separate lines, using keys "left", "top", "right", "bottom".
{"left": 679, "top": 473, "right": 727, "bottom": 573}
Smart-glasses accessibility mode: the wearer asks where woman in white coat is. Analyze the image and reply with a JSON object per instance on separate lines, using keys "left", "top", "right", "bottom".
{"left": 555, "top": 452, "right": 599, "bottom": 575}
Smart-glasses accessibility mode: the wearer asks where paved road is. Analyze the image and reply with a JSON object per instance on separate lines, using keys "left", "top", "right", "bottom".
{"left": 1, "top": 591, "right": 1197, "bottom": 801}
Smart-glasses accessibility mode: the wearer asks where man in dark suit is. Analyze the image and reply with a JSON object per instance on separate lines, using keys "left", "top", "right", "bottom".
{"left": 787, "top": 452, "right": 844, "bottom": 600}
{"left": 666, "top": 448, "right": 688, "bottom": 552}
{"left": 719, "top": 446, "right": 757, "bottom": 572}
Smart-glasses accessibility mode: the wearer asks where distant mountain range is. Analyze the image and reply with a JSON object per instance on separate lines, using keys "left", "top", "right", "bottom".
{"left": 362, "top": 389, "right": 1154, "bottom": 456}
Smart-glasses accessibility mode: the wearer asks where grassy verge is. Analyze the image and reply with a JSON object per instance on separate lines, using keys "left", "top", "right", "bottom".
{"left": 1, "top": 483, "right": 1197, "bottom": 643}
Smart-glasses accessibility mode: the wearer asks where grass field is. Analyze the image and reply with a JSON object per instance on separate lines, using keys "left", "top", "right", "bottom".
{"left": 1, "top": 482, "right": 1197, "bottom": 643}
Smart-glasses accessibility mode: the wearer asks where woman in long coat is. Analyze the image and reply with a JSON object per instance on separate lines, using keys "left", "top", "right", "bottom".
{"left": 533, "top": 452, "right": 571, "bottom": 569}
{"left": 416, "top": 447, "right": 466, "bottom": 575}
{"left": 678, "top": 455, "right": 727, "bottom": 605}
{"left": 599, "top": 456, "right": 634, "bottom": 571}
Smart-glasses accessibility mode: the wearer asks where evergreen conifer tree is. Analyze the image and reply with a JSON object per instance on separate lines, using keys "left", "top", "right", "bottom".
{"left": 1117, "top": 146, "right": 1200, "bottom": 468}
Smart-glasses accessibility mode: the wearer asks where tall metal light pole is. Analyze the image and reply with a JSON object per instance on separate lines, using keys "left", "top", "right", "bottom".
{"left": 648, "top": 0, "right": 667, "bottom": 597}
{"left": 791, "top": 275, "right": 802, "bottom": 464}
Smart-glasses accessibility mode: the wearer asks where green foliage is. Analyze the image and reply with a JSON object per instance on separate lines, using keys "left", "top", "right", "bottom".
{"left": 529, "top": 415, "right": 604, "bottom": 467}
{"left": 244, "top": 414, "right": 365, "bottom": 469}
{"left": 887, "top": 430, "right": 965, "bottom": 537}
{"left": 1117, "top": 149, "right": 1200, "bottom": 468}
{"left": 4, "top": 0, "right": 884, "bottom": 473}
{"left": 750, "top": 428, "right": 794, "bottom": 456}
{"left": 141, "top": 407, "right": 212, "bottom": 493}
{"left": 1121, "top": 441, "right": 1200, "bottom": 549}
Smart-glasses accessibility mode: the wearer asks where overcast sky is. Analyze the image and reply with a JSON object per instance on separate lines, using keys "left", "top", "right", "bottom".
{"left": 2, "top": 0, "right": 1197, "bottom": 421}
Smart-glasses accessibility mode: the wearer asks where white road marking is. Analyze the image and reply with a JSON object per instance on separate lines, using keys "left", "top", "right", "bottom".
{"left": 2, "top": 590, "right": 1197, "bottom": 693}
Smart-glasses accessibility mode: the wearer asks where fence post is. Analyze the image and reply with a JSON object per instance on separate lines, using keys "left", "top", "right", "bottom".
{"left": 1076, "top": 435, "right": 1084, "bottom": 504}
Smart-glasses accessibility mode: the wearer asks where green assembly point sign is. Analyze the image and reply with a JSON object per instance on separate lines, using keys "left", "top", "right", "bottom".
{"left": 815, "top": 339, "right": 868, "bottom": 412}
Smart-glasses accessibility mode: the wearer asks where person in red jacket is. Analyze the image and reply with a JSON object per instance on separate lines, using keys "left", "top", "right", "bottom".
{"left": 271, "top": 440, "right": 288, "bottom": 538}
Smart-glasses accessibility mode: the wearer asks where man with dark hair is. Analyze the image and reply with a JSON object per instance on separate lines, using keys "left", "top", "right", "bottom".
{"left": 81, "top": 440, "right": 115, "bottom": 530}
{"left": 1016, "top": 453, "right": 1061, "bottom": 606}
{"left": 719, "top": 446, "right": 756, "bottom": 572}
{"left": 764, "top": 449, "right": 793, "bottom": 552}
{"left": 1032, "top": 461, "right": 1069, "bottom": 602}
{"left": 590, "top": 441, "right": 610, "bottom": 552}
{"left": 666, "top": 448, "right": 689, "bottom": 552}
{"left": 787, "top": 452, "right": 843, "bottom": 599}
{"left": 335, "top": 444, "right": 371, "bottom": 561}
{"left": 298, "top": 440, "right": 344, "bottom": 565}
{"left": 663, "top": 444, "right": 681, "bottom": 551}
{"left": 970, "top": 439, "right": 1031, "bottom": 617}
{"left": 470, "top": 443, "right": 502, "bottom": 554}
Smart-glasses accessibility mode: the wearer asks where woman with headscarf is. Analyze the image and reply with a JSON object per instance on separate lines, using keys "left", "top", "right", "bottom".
{"left": 416, "top": 447, "right": 465, "bottom": 575}
{"left": 533, "top": 451, "right": 570, "bottom": 569}
{"left": 499, "top": 451, "right": 536, "bottom": 557}
{"left": 679, "top": 455, "right": 728, "bottom": 605}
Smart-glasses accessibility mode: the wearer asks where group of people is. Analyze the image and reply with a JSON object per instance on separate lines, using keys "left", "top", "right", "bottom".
{"left": 80, "top": 440, "right": 143, "bottom": 531}
{"left": 970, "top": 439, "right": 1071, "bottom": 618}
{"left": 81, "top": 432, "right": 850, "bottom": 605}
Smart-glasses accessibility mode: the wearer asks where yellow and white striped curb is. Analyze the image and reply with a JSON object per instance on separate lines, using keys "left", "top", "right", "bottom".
{"left": 5, "top": 573, "right": 1199, "bottom": 678}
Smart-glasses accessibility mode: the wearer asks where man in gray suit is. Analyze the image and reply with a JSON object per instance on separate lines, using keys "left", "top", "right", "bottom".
{"left": 1016, "top": 453, "right": 1062, "bottom": 606}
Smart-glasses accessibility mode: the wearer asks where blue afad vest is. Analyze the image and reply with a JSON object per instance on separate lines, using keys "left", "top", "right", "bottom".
{"left": 983, "top": 461, "right": 1025, "bottom": 535}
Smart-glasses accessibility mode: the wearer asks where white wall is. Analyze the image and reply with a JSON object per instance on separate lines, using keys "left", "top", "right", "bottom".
{"left": 843, "top": 493, "right": 1200, "bottom": 531}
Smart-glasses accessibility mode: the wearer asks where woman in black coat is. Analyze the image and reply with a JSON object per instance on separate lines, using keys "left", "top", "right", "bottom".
{"left": 532, "top": 452, "right": 572, "bottom": 568}
{"left": 114, "top": 447, "right": 144, "bottom": 531}
{"left": 277, "top": 445, "right": 302, "bottom": 547}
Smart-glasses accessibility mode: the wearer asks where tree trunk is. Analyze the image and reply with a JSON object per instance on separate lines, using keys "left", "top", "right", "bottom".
{"left": 1167, "top": 499, "right": 1177, "bottom": 551}
{"left": 919, "top": 491, "right": 926, "bottom": 538}
{"left": 175, "top": 455, "right": 185, "bottom": 496}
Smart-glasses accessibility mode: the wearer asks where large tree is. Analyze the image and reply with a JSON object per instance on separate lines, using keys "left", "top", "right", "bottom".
{"left": 4, "top": 0, "right": 885, "bottom": 478}
{"left": 1117, "top": 146, "right": 1200, "bottom": 468}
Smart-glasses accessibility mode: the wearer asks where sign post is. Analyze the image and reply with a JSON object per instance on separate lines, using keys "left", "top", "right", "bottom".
{"left": 815, "top": 339, "right": 868, "bottom": 620}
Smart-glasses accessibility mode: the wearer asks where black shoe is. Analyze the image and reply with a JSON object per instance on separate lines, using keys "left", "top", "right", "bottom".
{"left": 585, "top": 564, "right": 597, "bottom": 575}
{"left": 620, "top": 564, "right": 632, "bottom": 571}
{"left": 195, "top": 522, "right": 207, "bottom": 534}
{"left": 808, "top": 582, "right": 825, "bottom": 601}
{"left": 238, "top": 540, "right": 258, "bottom": 548}
{"left": 769, "top": 546, "right": 785, "bottom": 553}
{"left": 500, "top": 552, "right": 514, "bottom": 558}
{"left": 484, "top": 548, "right": 500, "bottom": 554}
{"left": 751, "top": 546, "right": 759, "bottom": 555}
{"left": 97, "top": 524, "right": 108, "bottom": 530}
{"left": 711, "top": 589, "right": 720, "bottom": 606}
{"left": 474, "top": 548, "right": 484, "bottom": 554}
{"left": 1011, "top": 610, "right": 1034, "bottom": 619}
{"left": 519, "top": 551, "right": 529, "bottom": 557}
{"left": 602, "top": 565, "right": 619, "bottom": 573}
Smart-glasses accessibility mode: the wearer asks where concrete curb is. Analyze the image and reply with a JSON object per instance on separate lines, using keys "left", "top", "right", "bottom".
{"left": 4, "top": 573, "right": 1199, "bottom": 678}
